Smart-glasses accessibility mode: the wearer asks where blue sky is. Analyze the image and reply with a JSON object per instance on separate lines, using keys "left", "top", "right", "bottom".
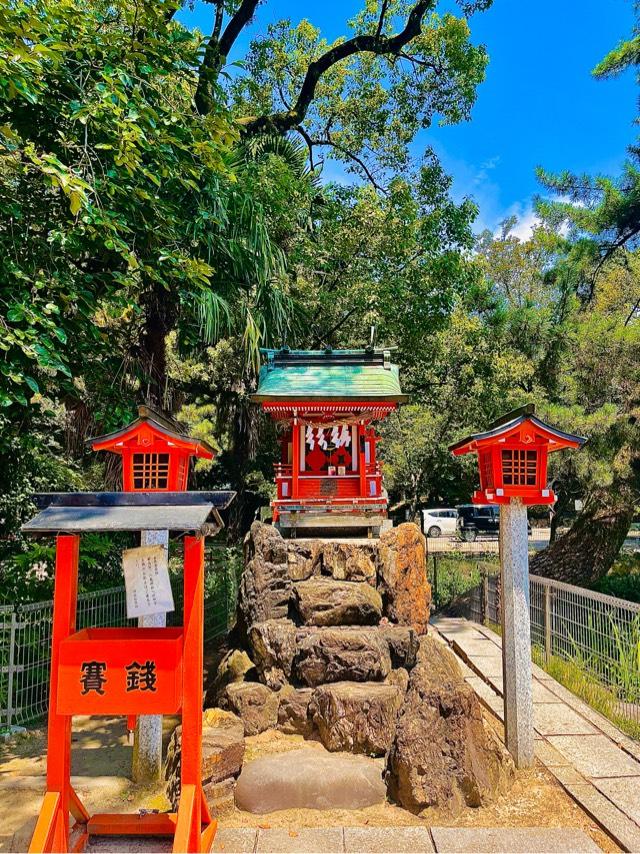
{"left": 178, "top": 1, "right": 638, "bottom": 235}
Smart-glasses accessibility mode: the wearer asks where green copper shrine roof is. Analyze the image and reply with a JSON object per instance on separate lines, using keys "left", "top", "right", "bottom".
{"left": 251, "top": 348, "right": 408, "bottom": 403}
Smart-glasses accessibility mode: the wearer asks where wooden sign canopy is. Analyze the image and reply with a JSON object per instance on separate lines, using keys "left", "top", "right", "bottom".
{"left": 23, "top": 490, "right": 234, "bottom": 853}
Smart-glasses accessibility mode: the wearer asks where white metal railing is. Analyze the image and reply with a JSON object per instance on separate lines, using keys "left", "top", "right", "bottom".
{"left": 1, "top": 547, "right": 240, "bottom": 730}
{"left": 469, "top": 572, "right": 640, "bottom": 731}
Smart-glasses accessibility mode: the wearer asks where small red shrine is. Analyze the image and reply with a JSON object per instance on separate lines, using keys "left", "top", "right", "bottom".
{"left": 252, "top": 348, "right": 408, "bottom": 531}
{"left": 450, "top": 404, "right": 586, "bottom": 506}
{"left": 90, "top": 405, "right": 214, "bottom": 491}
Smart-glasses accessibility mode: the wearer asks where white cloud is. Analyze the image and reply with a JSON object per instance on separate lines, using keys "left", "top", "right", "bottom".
{"left": 498, "top": 201, "right": 541, "bottom": 241}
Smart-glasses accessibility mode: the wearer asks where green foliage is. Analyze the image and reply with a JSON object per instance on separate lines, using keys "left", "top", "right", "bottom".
{"left": 429, "top": 554, "right": 493, "bottom": 610}
{"left": 593, "top": 554, "right": 640, "bottom": 603}
{"left": 235, "top": 4, "right": 489, "bottom": 180}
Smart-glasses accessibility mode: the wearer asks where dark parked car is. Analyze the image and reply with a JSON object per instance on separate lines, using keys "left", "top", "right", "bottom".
{"left": 456, "top": 504, "right": 532, "bottom": 541}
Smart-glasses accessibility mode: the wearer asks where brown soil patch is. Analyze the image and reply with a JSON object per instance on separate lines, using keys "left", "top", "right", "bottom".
{"left": 0, "top": 713, "right": 619, "bottom": 853}
{"left": 224, "top": 723, "right": 619, "bottom": 854}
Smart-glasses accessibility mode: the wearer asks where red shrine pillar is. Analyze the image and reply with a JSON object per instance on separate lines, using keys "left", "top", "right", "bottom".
{"left": 358, "top": 422, "right": 366, "bottom": 498}
{"left": 291, "top": 412, "right": 300, "bottom": 501}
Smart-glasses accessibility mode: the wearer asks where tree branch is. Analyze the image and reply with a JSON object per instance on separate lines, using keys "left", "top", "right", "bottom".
{"left": 195, "top": 0, "right": 260, "bottom": 114}
{"left": 375, "top": 0, "right": 389, "bottom": 38}
{"left": 241, "top": 0, "right": 435, "bottom": 136}
{"left": 307, "top": 134, "right": 387, "bottom": 193}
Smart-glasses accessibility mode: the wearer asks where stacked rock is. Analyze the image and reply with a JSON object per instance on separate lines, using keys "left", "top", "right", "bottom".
{"left": 222, "top": 522, "right": 428, "bottom": 758}
{"left": 167, "top": 521, "right": 513, "bottom": 817}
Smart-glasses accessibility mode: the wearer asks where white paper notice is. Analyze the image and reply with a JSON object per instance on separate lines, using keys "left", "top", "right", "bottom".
{"left": 122, "top": 545, "right": 175, "bottom": 619}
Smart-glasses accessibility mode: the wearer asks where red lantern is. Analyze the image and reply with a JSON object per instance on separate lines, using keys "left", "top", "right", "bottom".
{"left": 450, "top": 405, "right": 585, "bottom": 506}
{"left": 89, "top": 405, "right": 214, "bottom": 492}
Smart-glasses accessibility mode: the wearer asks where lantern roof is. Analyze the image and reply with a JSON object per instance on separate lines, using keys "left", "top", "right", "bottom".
{"left": 251, "top": 348, "right": 408, "bottom": 403}
{"left": 88, "top": 405, "right": 215, "bottom": 459}
{"left": 449, "top": 404, "right": 586, "bottom": 456}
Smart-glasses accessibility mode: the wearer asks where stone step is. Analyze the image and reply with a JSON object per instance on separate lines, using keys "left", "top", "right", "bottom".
{"left": 247, "top": 619, "right": 419, "bottom": 689}
{"left": 234, "top": 746, "right": 386, "bottom": 813}
{"left": 293, "top": 577, "right": 383, "bottom": 627}
{"left": 310, "top": 680, "right": 404, "bottom": 755}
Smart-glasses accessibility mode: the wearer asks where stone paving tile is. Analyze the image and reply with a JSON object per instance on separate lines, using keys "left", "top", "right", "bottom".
{"left": 565, "top": 782, "right": 640, "bottom": 854}
{"left": 594, "top": 777, "right": 640, "bottom": 826}
{"left": 430, "top": 827, "right": 600, "bottom": 853}
{"left": 534, "top": 741, "right": 573, "bottom": 767}
{"left": 488, "top": 677, "right": 564, "bottom": 704}
{"left": 256, "top": 827, "right": 344, "bottom": 853}
{"left": 212, "top": 828, "right": 258, "bottom": 853}
{"left": 344, "top": 826, "right": 434, "bottom": 853}
{"left": 551, "top": 764, "right": 590, "bottom": 787}
{"left": 456, "top": 658, "right": 479, "bottom": 681}
{"left": 547, "top": 734, "right": 640, "bottom": 778}
{"left": 86, "top": 838, "right": 172, "bottom": 853}
{"left": 467, "top": 655, "right": 504, "bottom": 678}
{"left": 453, "top": 639, "right": 503, "bottom": 659}
{"left": 430, "top": 619, "right": 486, "bottom": 641}
{"left": 534, "top": 703, "right": 599, "bottom": 736}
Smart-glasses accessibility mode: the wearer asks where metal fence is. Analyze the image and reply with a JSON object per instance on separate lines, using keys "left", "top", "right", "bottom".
{"left": 469, "top": 571, "right": 640, "bottom": 732}
{"left": 0, "top": 546, "right": 240, "bottom": 731}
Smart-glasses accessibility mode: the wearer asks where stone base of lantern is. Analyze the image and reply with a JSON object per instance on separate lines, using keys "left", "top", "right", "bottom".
{"left": 499, "top": 500, "right": 535, "bottom": 768}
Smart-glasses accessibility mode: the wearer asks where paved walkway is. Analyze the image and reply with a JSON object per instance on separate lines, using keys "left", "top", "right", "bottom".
{"left": 433, "top": 616, "right": 640, "bottom": 853}
{"left": 211, "top": 825, "right": 599, "bottom": 852}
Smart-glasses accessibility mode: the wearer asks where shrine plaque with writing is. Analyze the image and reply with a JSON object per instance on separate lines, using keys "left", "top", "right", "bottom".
{"left": 122, "top": 544, "right": 174, "bottom": 619}
{"left": 57, "top": 627, "right": 183, "bottom": 714}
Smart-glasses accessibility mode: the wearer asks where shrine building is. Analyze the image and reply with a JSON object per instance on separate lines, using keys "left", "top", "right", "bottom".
{"left": 251, "top": 347, "right": 408, "bottom": 534}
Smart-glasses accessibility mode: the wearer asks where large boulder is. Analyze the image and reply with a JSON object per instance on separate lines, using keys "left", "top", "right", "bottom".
{"left": 386, "top": 635, "right": 514, "bottom": 815}
{"left": 249, "top": 619, "right": 297, "bottom": 690}
{"left": 377, "top": 523, "right": 431, "bottom": 634}
{"left": 294, "top": 627, "right": 392, "bottom": 687}
{"left": 235, "top": 747, "right": 386, "bottom": 813}
{"left": 277, "top": 685, "right": 315, "bottom": 737}
{"left": 310, "top": 681, "right": 403, "bottom": 756}
{"left": 165, "top": 708, "right": 245, "bottom": 811}
{"left": 240, "top": 522, "right": 291, "bottom": 627}
{"left": 222, "top": 682, "right": 279, "bottom": 736}
{"left": 287, "top": 540, "right": 323, "bottom": 581}
{"left": 321, "top": 541, "right": 377, "bottom": 583}
{"left": 293, "top": 578, "right": 382, "bottom": 627}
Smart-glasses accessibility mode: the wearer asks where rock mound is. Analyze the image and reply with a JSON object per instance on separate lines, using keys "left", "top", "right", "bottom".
{"left": 293, "top": 578, "right": 382, "bottom": 626}
{"left": 378, "top": 523, "right": 431, "bottom": 634}
{"left": 165, "top": 709, "right": 244, "bottom": 813}
{"left": 223, "top": 682, "right": 279, "bottom": 735}
{"left": 234, "top": 747, "right": 386, "bottom": 813}
{"left": 295, "top": 626, "right": 392, "bottom": 687}
{"left": 310, "top": 681, "right": 403, "bottom": 756}
{"left": 386, "top": 635, "right": 514, "bottom": 815}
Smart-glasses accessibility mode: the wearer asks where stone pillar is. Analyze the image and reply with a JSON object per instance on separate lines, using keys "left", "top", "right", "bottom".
{"left": 132, "top": 528, "right": 168, "bottom": 782}
{"left": 499, "top": 499, "right": 534, "bottom": 768}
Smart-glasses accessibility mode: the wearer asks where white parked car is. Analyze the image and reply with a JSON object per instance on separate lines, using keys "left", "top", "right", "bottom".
{"left": 422, "top": 508, "right": 458, "bottom": 538}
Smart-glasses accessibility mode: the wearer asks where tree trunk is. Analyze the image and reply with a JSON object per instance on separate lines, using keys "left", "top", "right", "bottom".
{"left": 530, "top": 495, "right": 635, "bottom": 586}
{"left": 139, "top": 285, "right": 178, "bottom": 410}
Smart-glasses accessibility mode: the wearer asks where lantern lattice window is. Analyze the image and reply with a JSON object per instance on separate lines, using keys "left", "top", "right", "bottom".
{"left": 480, "top": 452, "right": 494, "bottom": 488}
{"left": 501, "top": 449, "right": 537, "bottom": 487}
{"left": 132, "top": 452, "right": 170, "bottom": 490}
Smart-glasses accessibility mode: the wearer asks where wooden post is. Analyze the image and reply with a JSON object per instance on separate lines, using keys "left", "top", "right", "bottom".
{"left": 499, "top": 499, "right": 534, "bottom": 769}
{"left": 173, "top": 535, "right": 214, "bottom": 853}
{"left": 291, "top": 416, "right": 300, "bottom": 501}
{"left": 132, "top": 529, "right": 169, "bottom": 783}
{"left": 30, "top": 535, "right": 87, "bottom": 853}
{"left": 482, "top": 567, "right": 489, "bottom": 625}
{"left": 358, "top": 423, "right": 366, "bottom": 498}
